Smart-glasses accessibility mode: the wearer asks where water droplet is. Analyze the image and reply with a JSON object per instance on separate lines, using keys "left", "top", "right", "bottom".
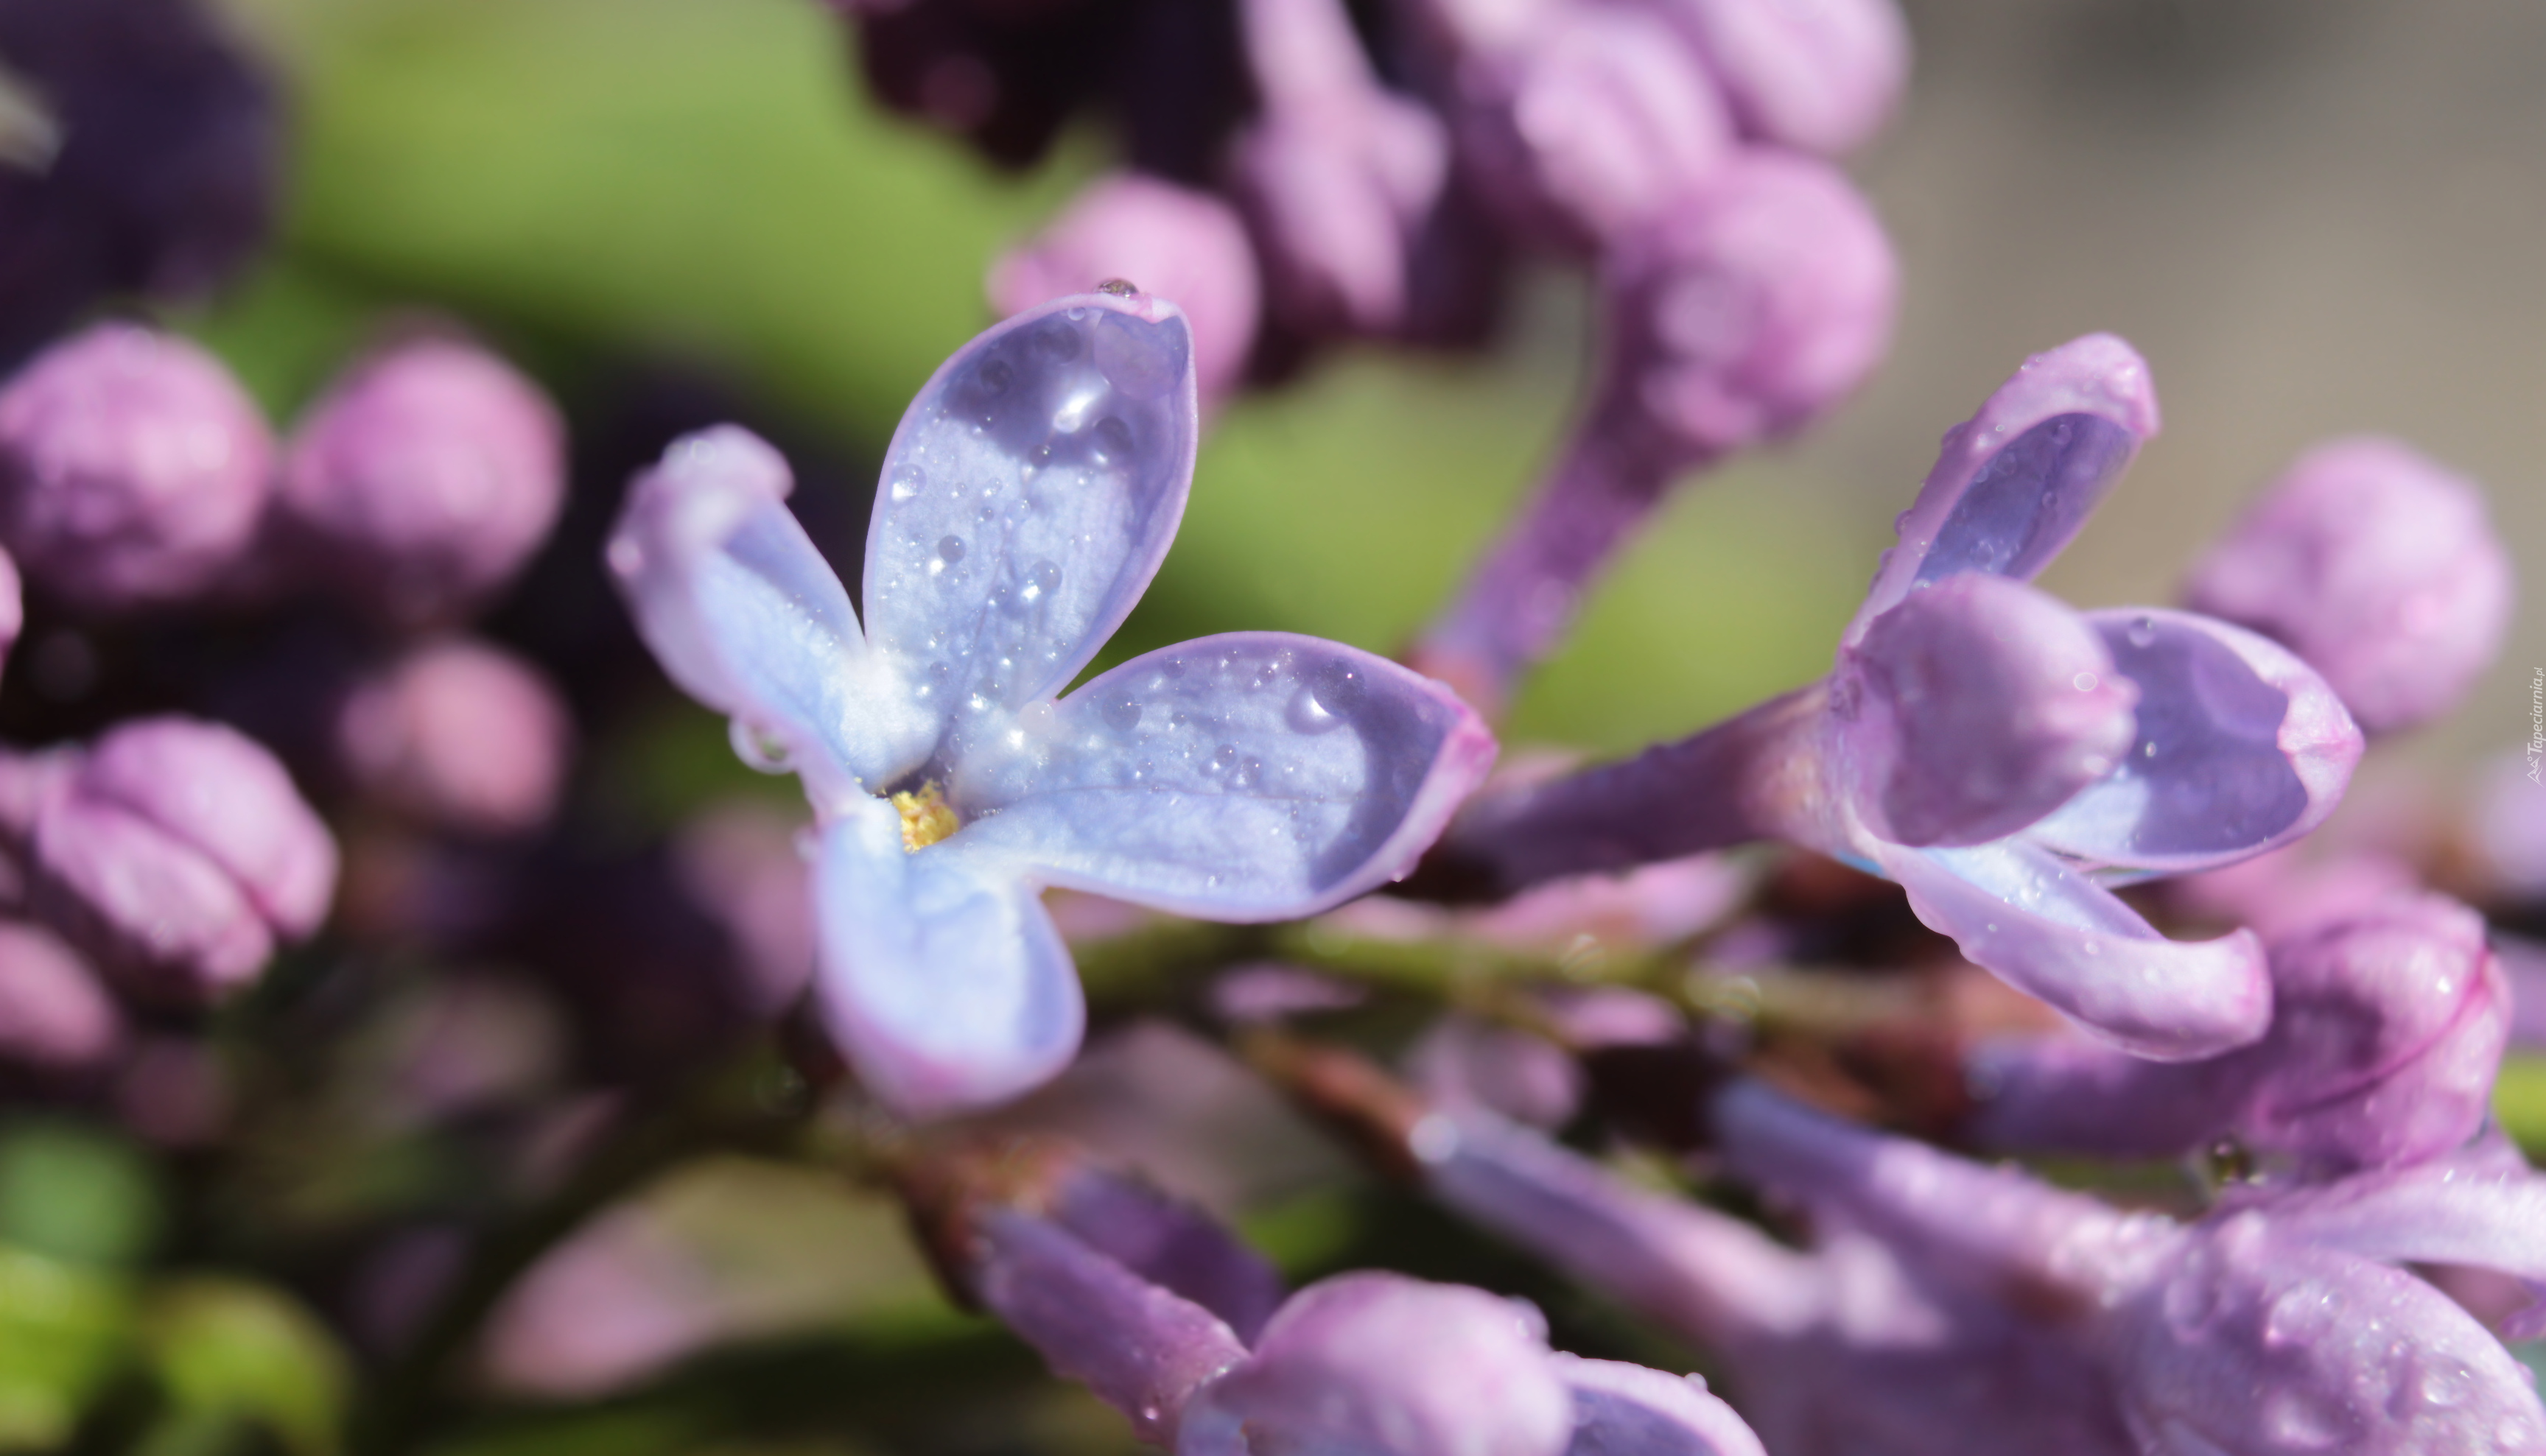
{"left": 1093, "top": 415, "right": 1134, "bottom": 463}
{"left": 979, "top": 356, "right": 1014, "bottom": 393}
{"left": 1029, "top": 317, "right": 1081, "bottom": 362}
{"left": 937, "top": 535, "right": 966, "bottom": 563}
{"left": 2142, "top": 739, "right": 2159, "bottom": 759}
{"left": 2126, "top": 616, "right": 2157, "bottom": 648}
{"left": 1213, "top": 743, "right": 1239, "bottom": 772}
{"left": 1025, "top": 560, "right": 1062, "bottom": 602}
{"left": 890, "top": 468, "right": 926, "bottom": 502}
{"left": 729, "top": 720, "right": 793, "bottom": 773}
{"left": 1100, "top": 696, "right": 1141, "bottom": 732}
{"left": 1096, "top": 277, "right": 1138, "bottom": 296}
{"left": 2072, "top": 672, "right": 2100, "bottom": 692}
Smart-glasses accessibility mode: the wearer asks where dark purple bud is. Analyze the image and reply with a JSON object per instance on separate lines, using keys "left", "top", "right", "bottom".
{"left": 0, "top": 918, "right": 119, "bottom": 1071}
{"left": 1451, "top": 4, "right": 1736, "bottom": 252}
{"left": 24, "top": 716, "right": 337, "bottom": 1001}
{"left": 2183, "top": 437, "right": 2516, "bottom": 735}
{"left": 989, "top": 175, "right": 1260, "bottom": 409}
{"left": 0, "top": 0, "right": 279, "bottom": 359}
{"left": 1837, "top": 574, "right": 2139, "bottom": 847}
{"left": 334, "top": 639, "right": 574, "bottom": 837}
{"left": 0, "top": 323, "right": 273, "bottom": 608}
{"left": 1655, "top": 0, "right": 1909, "bottom": 155}
{"left": 279, "top": 337, "right": 566, "bottom": 627}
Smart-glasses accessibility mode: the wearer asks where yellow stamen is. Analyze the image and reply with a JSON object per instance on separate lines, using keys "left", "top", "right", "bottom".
{"left": 892, "top": 781, "right": 960, "bottom": 853}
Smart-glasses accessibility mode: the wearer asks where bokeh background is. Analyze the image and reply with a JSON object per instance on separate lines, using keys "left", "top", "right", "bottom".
{"left": 1, "top": 1, "right": 2540, "bottom": 1452}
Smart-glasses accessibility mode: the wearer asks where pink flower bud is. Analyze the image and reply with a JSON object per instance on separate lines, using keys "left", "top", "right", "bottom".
{"left": 0, "top": 919, "right": 121, "bottom": 1072}
{"left": 0, "top": 322, "right": 273, "bottom": 609}
{"left": 988, "top": 175, "right": 1262, "bottom": 409}
{"left": 1658, "top": 0, "right": 1910, "bottom": 155}
{"left": 335, "top": 639, "right": 574, "bottom": 837}
{"left": 279, "top": 337, "right": 566, "bottom": 627}
{"left": 2183, "top": 437, "right": 2515, "bottom": 735}
{"left": 26, "top": 716, "right": 337, "bottom": 1002}
{"left": 1605, "top": 150, "right": 1897, "bottom": 457}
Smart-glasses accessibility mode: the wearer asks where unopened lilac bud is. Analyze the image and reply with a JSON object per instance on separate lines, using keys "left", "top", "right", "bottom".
{"left": 2183, "top": 437, "right": 2515, "bottom": 735}
{"left": 1453, "top": 4, "right": 1735, "bottom": 251}
{"left": 279, "top": 337, "right": 566, "bottom": 626}
{"left": 989, "top": 175, "right": 1261, "bottom": 408}
{"left": 0, "top": 919, "right": 120, "bottom": 1071}
{"left": 335, "top": 639, "right": 574, "bottom": 837}
{"left": 27, "top": 716, "right": 336, "bottom": 1000}
{"left": 0, "top": 323, "right": 273, "bottom": 608}
{"left": 1838, "top": 574, "right": 2138, "bottom": 847}
{"left": 1656, "top": 0, "right": 1909, "bottom": 155}
{"left": 1606, "top": 151, "right": 1896, "bottom": 457}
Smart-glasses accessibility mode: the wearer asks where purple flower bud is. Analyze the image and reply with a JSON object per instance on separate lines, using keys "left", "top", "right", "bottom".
{"left": 0, "top": 0, "right": 280, "bottom": 358}
{"left": 334, "top": 639, "right": 575, "bottom": 837}
{"left": 1451, "top": 4, "right": 1736, "bottom": 252}
{"left": 1233, "top": 0, "right": 1450, "bottom": 337}
{"left": 0, "top": 322, "right": 273, "bottom": 609}
{"left": 0, "top": 541, "right": 20, "bottom": 683}
{"left": 1970, "top": 893, "right": 2508, "bottom": 1178}
{"left": 22, "top": 716, "right": 336, "bottom": 1001}
{"left": 1655, "top": 0, "right": 1910, "bottom": 155}
{"left": 1181, "top": 1273, "right": 1577, "bottom": 1456}
{"left": 2183, "top": 437, "right": 2516, "bottom": 735}
{"left": 0, "top": 918, "right": 120, "bottom": 1071}
{"left": 988, "top": 175, "right": 1262, "bottom": 409}
{"left": 1837, "top": 574, "right": 2139, "bottom": 848}
{"left": 279, "top": 337, "right": 567, "bottom": 627}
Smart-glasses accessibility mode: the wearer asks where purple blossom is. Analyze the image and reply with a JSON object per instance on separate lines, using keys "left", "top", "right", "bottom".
{"left": 0, "top": 918, "right": 121, "bottom": 1072}
{"left": 1423, "top": 334, "right": 2364, "bottom": 1060}
{"left": 608, "top": 292, "right": 1494, "bottom": 1114}
{"left": 1420, "top": 1086, "right": 2546, "bottom": 1455}
{"left": 1652, "top": 0, "right": 1910, "bottom": 156}
{"left": 2183, "top": 436, "right": 2517, "bottom": 736}
{"left": 334, "top": 638, "right": 576, "bottom": 838}
{"left": 1415, "top": 151, "right": 1896, "bottom": 708}
{"left": 0, "top": 321, "right": 273, "bottom": 609}
{"left": 1, "top": 716, "right": 337, "bottom": 1003}
{"left": 278, "top": 335, "right": 567, "bottom": 627}
{"left": 1967, "top": 892, "right": 2508, "bottom": 1178}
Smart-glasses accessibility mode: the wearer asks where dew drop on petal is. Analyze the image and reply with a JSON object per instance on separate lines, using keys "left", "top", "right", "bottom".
{"left": 891, "top": 468, "right": 925, "bottom": 502}
{"left": 1213, "top": 743, "right": 1238, "bottom": 772}
{"left": 729, "top": 719, "right": 793, "bottom": 773}
{"left": 938, "top": 535, "right": 966, "bottom": 563}
{"left": 979, "top": 356, "right": 1014, "bottom": 393}
{"left": 2127, "top": 616, "right": 2157, "bottom": 648}
{"left": 1093, "top": 415, "right": 1134, "bottom": 463}
{"left": 1100, "top": 696, "right": 1142, "bottom": 733}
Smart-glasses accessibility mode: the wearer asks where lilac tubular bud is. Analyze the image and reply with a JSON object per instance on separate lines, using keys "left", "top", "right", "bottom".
{"left": 0, "top": 918, "right": 120, "bottom": 1072}
{"left": 334, "top": 639, "right": 575, "bottom": 837}
{"left": 2183, "top": 437, "right": 2516, "bottom": 736}
{"left": 1968, "top": 893, "right": 2507, "bottom": 1178}
{"left": 989, "top": 175, "right": 1261, "bottom": 410}
{"left": 1836, "top": 574, "right": 2139, "bottom": 848}
{"left": 0, "top": 323, "right": 273, "bottom": 609}
{"left": 1046, "top": 1164, "right": 1288, "bottom": 1344}
{"left": 1414, "top": 153, "right": 1894, "bottom": 706}
{"left": 1655, "top": 0, "right": 1909, "bottom": 155}
{"left": 26, "top": 717, "right": 336, "bottom": 1001}
{"left": 279, "top": 337, "right": 566, "bottom": 627}
{"left": 1453, "top": 4, "right": 1735, "bottom": 252}
{"left": 1179, "top": 1273, "right": 1577, "bottom": 1456}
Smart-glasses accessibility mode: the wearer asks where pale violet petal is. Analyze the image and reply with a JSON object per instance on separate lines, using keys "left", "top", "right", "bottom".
{"left": 1554, "top": 1356, "right": 1769, "bottom": 1456}
{"left": 811, "top": 798, "right": 1084, "bottom": 1116}
{"left": 2024, "top": 608, "right": 2361, "bottom": 876}
{"left": 1847, "top": 334, "right": 2158, "bottom": 644}
{"left": 1870, "top": 837, "right": 2270, "bottom": 1061}
{"left": 945, "top": 633, "right": 1495, "bottom": 920}
{"left": 863, "top": 293, "right": 1199, "bottom": 762}
{"left": 606, "top": 426, "right": 927, "bottom": 800}
{"left": 2262, "top": 1139, "right": 2546, "bottom": 1293}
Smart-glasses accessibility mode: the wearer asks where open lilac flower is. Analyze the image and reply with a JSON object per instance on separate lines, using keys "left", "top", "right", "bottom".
{"left": 2183, "top": 436, "right": 2516, "bottom": 736}
{"left": 1966, "top": 892, "right": 2508, "bottom": 1178}
{"left": 1422, "top": 334, "right": 2363, "bottom": 1059}
{"left": 1414, "top": 1083, "right": 2546, "bottom": 1455}
{"left": 609, "top": 292, "right": 1494, "bottom": 1115}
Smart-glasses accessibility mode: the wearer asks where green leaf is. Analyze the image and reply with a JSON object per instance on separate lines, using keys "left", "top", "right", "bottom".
{"left": 0, "top": 1119, "right": 164, "bottom": 1267}
{"left": 2494, "top": 1054, "right": 2546, "bottom": 1158}
{"left": 0, "top": 1245, "right": 134, "bottom": 1451}
{"left": 142, "top": 1279, "right": 351, "bottom": 1456}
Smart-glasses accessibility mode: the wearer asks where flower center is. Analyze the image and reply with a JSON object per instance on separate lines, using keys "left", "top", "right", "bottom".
{"left": 892, "top": 781, "right": 960, "bottom": 852}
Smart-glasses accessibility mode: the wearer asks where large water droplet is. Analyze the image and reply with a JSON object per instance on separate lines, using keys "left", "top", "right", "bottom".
{"left": 1023, "top": 560, "right": 1062, "bottom": 602}
{"left": 729, "top": 720, "right": 793, "bottom": 773}
{"left": 890, "top": 467, "right": 926, "bottom": 502}
{"left": 1213, "top": 743, "right": 1239, "bottom": 772}
{"left": 1100, "top": 696, "right": 1142, "bottom": 733}
{"left": 937, "top": 535, "right": 966, "bottom": 563}
{"left": 2127, "top": 616, "right": 2157, "bottom": 648}
{"left": 1093, "top": 415, "right": 1134, "bottom": 463}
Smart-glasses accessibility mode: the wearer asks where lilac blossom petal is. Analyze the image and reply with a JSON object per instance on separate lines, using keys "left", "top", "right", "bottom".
{"left": 1049, "top": 1166, "right": 1287, "bottom": 1344}
{"left": 863, "top": 293, "right": 1198, "bottom": 737}
{"left": 1870, "top": 837, "right": 2269, "bottom": 1060}
{"left": 811, "top": 799, "right": 1082, "bottom": 1116}
{"left": 2183, "top": 436, "right": 2517, "bottom": 735}
{"left": 1850, "top": 334, "right": 2159, "bottom": 643}
{"left": 2024, "top": 610, "right": 2360, "bottom": 874}
{"left": 1178, "top": 1272, "right": 1576, "bottom": 1456}
{"left": 0, "top": 919, "right": 121, "bottom": 1071}
{"left": 2109, "top": 1213, "right": 2546, "bottom": 1455}
{"left": 1659, "top": 0, "right": 1909, "bottom": 155}
{"left": 947, "top": 634, "right": 1495, "bottom": 920}
{"left": 1837, "top": 574, "right": 2138, "bottom": 848}
{"left": 974, "top": 1209, "right": 1248, "bottom": 1446}
{"left": 609, "top": 426, "right": 914, "bottom": 803}
{"left": 2259, "top": 1144, "right": 2546, "bottom": 1316}
{"left": 1554, "top": 1356, "right": 1767, "bottom": 1456}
